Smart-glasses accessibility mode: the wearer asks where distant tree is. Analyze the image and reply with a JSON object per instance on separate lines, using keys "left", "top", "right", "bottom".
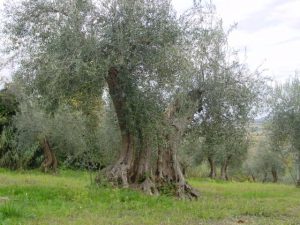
{"left": 219, "top": 127, "right": 249, "bottom": 180}
{"left": 12, "top": 95, "right": 119, "bottom": 171}
{"left": 243, "top": 139, "right": 285, "bottom": 183}
{"left": 187, "top": 27, "right": 265, "bottom": 179}
{"left": 269, "top": 76, "right": 300, "bottom": 186}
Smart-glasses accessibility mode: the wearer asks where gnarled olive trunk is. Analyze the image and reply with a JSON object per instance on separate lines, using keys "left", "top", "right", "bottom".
{"left": 106, "top": 132, "right": 135, "bottom": 187}
{"left": 41, "top": 137, "right": 57, "bottom": 173}
{"left": 156, "top": 131, "right": 199, "bottom": 199}
{"left": 103, "top": 67, "right": 200, "bottom": 199}
{"left": 131, "top": 133, "right": 158, "bottom": 195}
{"left": 105, "top": 68, "right": 156, "bottom": 192}
{"left": 104, "top": 67, "right": 135, "bottom": 188}
{"left": 155, "top": 97, "right": 201, "bottom": 199}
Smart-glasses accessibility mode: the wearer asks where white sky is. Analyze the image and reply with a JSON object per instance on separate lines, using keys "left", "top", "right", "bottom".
{"left": 173, "top": 0, "right": 300, "bottom": 82}
{"left": 1, "top": 0, "right": 300, "bottom": 82}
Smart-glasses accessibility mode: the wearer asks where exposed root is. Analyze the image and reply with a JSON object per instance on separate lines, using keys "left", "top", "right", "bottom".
{"left": 139, "top": 177, "right": 158, "bottom": 196}
{"left": 105, "top": 163, "right": 130, "bottom": 188}
{"left": 176, "top": 182, "right": 199, "bottom": 200}
{"left": 155, "top": 176, "right": 199, "bottom": 200}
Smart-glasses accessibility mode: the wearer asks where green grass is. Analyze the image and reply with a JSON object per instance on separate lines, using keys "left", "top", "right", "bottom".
{"left": 0, "top": 170, "right": 300, "bottom": 224}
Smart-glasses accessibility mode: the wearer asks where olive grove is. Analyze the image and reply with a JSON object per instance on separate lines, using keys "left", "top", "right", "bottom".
{"left": 0, "top": 0, "right": 266, "bottom": 198}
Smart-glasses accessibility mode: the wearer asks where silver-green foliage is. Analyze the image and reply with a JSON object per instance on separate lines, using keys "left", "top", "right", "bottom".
{"left": 268, "top": 75, "right": 300, "bottom": 184}
{"left": 243, "top": 139, "right": 285, "bottom": 182}
{"left": 13, "top": 99, "right": 120, "bottom": 169}
{"left": 183, "top": 24, "right": 265, "bottom": 169}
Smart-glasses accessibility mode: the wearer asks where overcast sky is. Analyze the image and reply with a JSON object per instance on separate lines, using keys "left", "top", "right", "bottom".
{"left": 173, "top": 0, "right": 300, "bottom": 82}
{"left": 1, "top": 0, "right": 300, "bottom": 82}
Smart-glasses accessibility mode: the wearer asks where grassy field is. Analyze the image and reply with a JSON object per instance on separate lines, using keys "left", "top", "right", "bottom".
{"left": 0, "top": 169, "right": 300, "bottom": 225}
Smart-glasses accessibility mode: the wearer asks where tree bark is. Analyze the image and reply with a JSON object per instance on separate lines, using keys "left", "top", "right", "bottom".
{"left": 221, "top": 156, "right": 231, "bottom": 181}
{"left": 156, "top": 131, "right": 199, "bottom": 199}
{"left": 155, "top": 95, "right": 201, "bottom": 199}
{"left": 208, "top": 156, "right": 216, "bottom": 179}
{"left": 131, "top": 134, "right": 157, "bottom": 195}
{"left": 104, "top": 67, "right": 135, "bottom": 188}
{"left": 41, "top": 137, "right": 57, "bottom": 173}
{"left": 105, "top": 132, "right": 135, "bottom": 188}
{"left": 180, "top": 161, "right": 188, "bottom": 176}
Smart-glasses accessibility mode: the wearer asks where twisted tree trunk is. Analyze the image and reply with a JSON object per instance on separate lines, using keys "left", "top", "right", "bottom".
{"left": 155, "top": 96, "right": 201, "bottom": 199}
{"left": 41, "top": 137, "right": 57, "bottom": 173}
{"left": 156, "top": 131, "right": 199, "bottom": 199}
{"left": 104, "top": 67, "right": 155, "bottom": 192}
{"left": 105, "top": 132, "right": 135, "bottom": 187}
{"left": 104, "top": 67, "right": 135, "bottom": 188}
{"left": 103, "top": 67, "right": 200, "bottom": 199}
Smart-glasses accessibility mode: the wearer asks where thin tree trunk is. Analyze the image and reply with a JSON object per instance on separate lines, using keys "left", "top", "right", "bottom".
{"left": 220, "top": 161, "right": 226, "bottom": 180}
{"left": 262, "top": 172, "right": 268, "bottom": 183}
{"left": 224, "top": 156, "right": 231, "bottom": 181}
{"left": 208, "top": 156, "right": 216, "bottom": 179}
{"left": 271, "top": 167, "right": 278, "bottom": 183}
{"left": 220, "top": 165, "right": 229, "bottom": 180}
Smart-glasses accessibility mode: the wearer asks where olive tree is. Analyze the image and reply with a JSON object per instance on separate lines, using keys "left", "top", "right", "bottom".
{"left": 243, "top": 139, "right": 285, "bottom": 183}
{"left": 189, "top": 28, "right": 265, "bottom": 180}
{"left": 268, "top": 76, "right": 300, "bottom": 186}
{"left": 2, "top": 0, "right": 256, "bottom": 198}
{"left": 13, "top": 97, "right": 119, "bottom": 171}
